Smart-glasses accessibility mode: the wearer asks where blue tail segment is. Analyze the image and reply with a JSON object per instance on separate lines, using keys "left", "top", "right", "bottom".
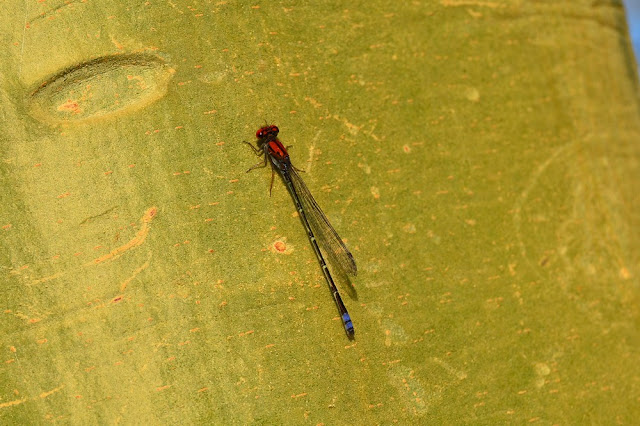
{"left": 342, "top": 313, "right": 355, "bottom": 338}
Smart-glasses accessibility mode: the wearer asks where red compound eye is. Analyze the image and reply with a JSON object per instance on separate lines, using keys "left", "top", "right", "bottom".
{"left": 256, "top": 125, "right": 279, "bottom": 139}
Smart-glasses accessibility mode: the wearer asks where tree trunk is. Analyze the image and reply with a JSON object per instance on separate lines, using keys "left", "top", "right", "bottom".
{"left": 1, "top": 1, "right": 638, "bottom": 423}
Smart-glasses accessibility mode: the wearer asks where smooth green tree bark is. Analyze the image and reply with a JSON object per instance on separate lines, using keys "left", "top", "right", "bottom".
{"left": 1, "top": 1, "right": 638, "bottom": 423}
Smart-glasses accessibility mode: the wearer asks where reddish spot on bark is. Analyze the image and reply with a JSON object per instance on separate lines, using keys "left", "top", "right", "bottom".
{"left": 57, "top": 99, "right": 82, "bottom": 114}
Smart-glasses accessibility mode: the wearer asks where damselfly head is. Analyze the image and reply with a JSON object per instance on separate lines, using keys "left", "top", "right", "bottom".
{"left": 256, "top": 125, "right": 279, "bottom": 139}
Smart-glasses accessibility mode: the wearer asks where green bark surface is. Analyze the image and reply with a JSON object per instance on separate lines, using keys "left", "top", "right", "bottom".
{"left": 1, "top": 0, "right": 639, "bottom": 423}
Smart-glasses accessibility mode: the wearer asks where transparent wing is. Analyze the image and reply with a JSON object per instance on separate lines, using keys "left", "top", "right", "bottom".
{"left": 287, "top": 167, "right": 357, "bottom": 276}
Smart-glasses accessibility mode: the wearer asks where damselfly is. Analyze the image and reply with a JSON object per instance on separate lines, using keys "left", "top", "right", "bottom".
{"left": 245, "top": 125, "right": 357, "bottom": 338}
